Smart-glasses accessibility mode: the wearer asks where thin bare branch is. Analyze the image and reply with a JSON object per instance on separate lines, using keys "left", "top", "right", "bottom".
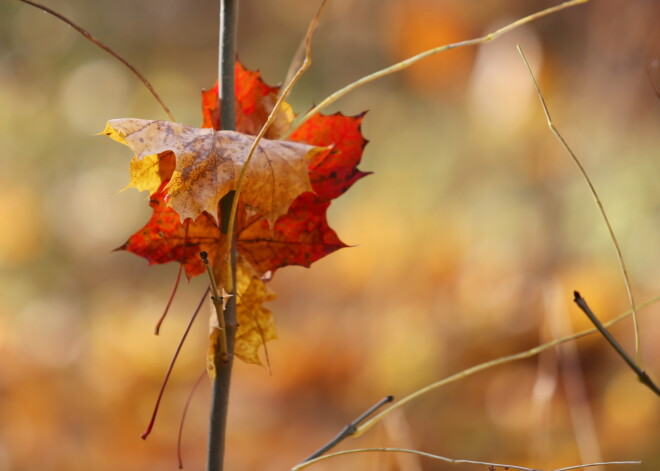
{"left": 291, "top": 448, "right": 639, "bottom": 471}
{"left": 178, "top": 370, "right": 207, "bottom": 469}
{"left": 302, "top": 396, "right": 394, "bottom": 463}
{"left": 517, "top": 44, "right": 642, "bottom": 367}
{"left": 285, "top": 0, "right": 588, "bottom": 137}
{"left": 573, "top": 291, "right": 660, "bottom": 396}
{"left": 354, "top": 296, "right": 660, "bottom": 437}
{"left": 154, "top": 263, "right": 183, "bottom": 335}
{"left": 16, "top": 0, "right": 176, "bottom": 121}
{"left": 553, "top": 463, "right": 642, "bottom": 471}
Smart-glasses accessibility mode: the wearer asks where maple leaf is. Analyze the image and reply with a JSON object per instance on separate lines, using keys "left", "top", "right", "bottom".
{"left": 233, "top": 258, "right": 277, "bottom": 365}
{"left": 238, "top": 192, "right": 345, "bottom": 274}
{"left": 237, "top": 112, "right": 369, "bottom": 274}
{"left": 117, "top": 181, "right": 222, "bottom": 278}
{"left": 113, "top": 61, "right": 368, "bottom": 364}
{"left": 202, "top": 61, "right": 294, "bottom": 138}
{"left": 290, "top": 112, "right": 370, "bottom": 201}
{"left": 103, "top": 118, "right": 319, "bottom": 223}
{"left": 206, "top": 256, "right": 276, "bottom": 367}
{"left": 115, "top": 68, "right": 368, "bottom": 278}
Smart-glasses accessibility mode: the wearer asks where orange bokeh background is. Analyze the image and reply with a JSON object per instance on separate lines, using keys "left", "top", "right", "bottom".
{"left": 1, "top": 1, "right": 659, "bottom": 470}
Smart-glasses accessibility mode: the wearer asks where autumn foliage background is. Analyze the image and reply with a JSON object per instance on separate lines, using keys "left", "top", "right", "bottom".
{"left": 1, "top": 1, "right": 659, "bottom": 470}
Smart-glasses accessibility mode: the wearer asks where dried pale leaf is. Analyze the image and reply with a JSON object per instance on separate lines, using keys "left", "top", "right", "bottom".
{"left": 234, "top": 259, "right": 277, "bottom": 365}
{"left": 104, "top": 118, "right": 318, "bottom": 223}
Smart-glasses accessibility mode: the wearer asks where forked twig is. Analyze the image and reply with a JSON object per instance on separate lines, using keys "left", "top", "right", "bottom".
{"left": 573, "top": 291, "right": 660, "bottom": 396}
{"left": 516, "top": 45, "right": 642, "bottom": 367}
{"left": 201, "top": 251, "right": 228, "bottom": 362}
{"left": 16, "top": 0, "right": 176, "bottom": 121}
{"left": 285, "top": 0, "right": 589, "bottom": 137}
{"left": 223, "top": 0, "right": 328, "bottom": 293}
{"left": 353, "top": 296, "right": 659, "bottom": 437}
{"left": 291, "top": 448, "right": 640, "bottom": 471}
{"left": 301, "top": 396, "right": 394, "bottom": 463}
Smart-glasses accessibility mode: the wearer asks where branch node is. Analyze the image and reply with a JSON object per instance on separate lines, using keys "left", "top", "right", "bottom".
{"left": 301, "top": 395, "right": 395, "bottom": 463}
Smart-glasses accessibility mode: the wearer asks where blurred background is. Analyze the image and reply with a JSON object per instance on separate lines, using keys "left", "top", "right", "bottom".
{"left": 1, "top": 0, "right": 659, "bottom": 470}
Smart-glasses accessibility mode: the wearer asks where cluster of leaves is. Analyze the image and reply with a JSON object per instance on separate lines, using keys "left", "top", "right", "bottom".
{"left": 103, "top": 61, "right": 368, "bottom": 364}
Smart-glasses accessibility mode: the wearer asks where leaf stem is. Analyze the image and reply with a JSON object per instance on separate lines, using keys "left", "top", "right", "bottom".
{"left": 15, "top": 0, "right": 176, "bottom": 121}
{"left": 516, "top": 44, "right": 642, "bottom": 367}
{"left": 178, "top": 370, "right": 207, "bottom": 469}
{"left": 284, "top": 0, "right": 588, "bottom": 137}
{"left": 140, "top": 288, "right": 209, "bottom": 440}
{"left": 154, "top": 263, "right": 183, "bottom": 335}
{"left": 206, "top": 1, "right": 238, "bottom": 471}
{"left": 573, "top": 291, "right": 660, "bottom": 396}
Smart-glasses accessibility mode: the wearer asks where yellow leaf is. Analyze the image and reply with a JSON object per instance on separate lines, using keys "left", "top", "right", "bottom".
{"left": 103, "top": 119, "right": 318, "bottom": 223}
{"left": 234, "top": 259, "right": 277, "bottom": 365}
{"left": 206, "top": 257, "right": 276, "bottom": 369}
{"left": 124, "top": 151, "right": 176, "bottom": 195}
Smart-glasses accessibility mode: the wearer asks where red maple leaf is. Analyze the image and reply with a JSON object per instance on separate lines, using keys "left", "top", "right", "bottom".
{"left": 238, "top": 112, "right": 370, "bottom": 274}
{"left": 117, "top": 181, "right": 221, "bottom": 277}
{"left": 119, "top": 61, "right": 368, "bottom": 278}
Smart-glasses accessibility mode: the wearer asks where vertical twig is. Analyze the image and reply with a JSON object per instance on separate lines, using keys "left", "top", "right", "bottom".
{"left": 206, "top": 1, "right": 238, "bottom": 471}
{"left": 284, "top": 0, "right": 589, "bottom": 137}
{"left": 516, "top": 44, "right": 643, "bottom": 368}
{"left": 224, "top": 0, "right": 328, "bottom": 258}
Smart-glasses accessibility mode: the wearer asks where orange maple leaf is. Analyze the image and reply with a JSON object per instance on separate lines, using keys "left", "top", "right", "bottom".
{"left": 113, "top": 61, "right": 368, "bottom": 364}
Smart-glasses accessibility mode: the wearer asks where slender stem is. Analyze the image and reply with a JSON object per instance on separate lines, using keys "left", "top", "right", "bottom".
{"left": 178, "top": 370, "right": 207, "bottom": 469}
{"left": 354, "top": 296, "right": 660, "bottom": 437}
{"left": 292, "top": 448, "right": 641, "bottom": 471}
{"left": 154, "top": 263, "right": 183, "bottom": 335}
{"left": 302, "top": 396, "right": 394, "bottom": 462}
{"left": 573, "top": 291, "right": 660, "bottom": 397}
{"left": 140, "top": 288, "right": 210, "bottom": 440}
{"left": 206, "top": 2, "right": 238, "bottom": 471}
{"left": 516, "top": 44, "right": 642, "bottom": 367}
{"left": 16, "top": 0, "right": 176, "bottom": 121}
{"left": 218, "top": 0, "right": 238, "bottom": 127}
{"left": 285, "top": 0, "right": 588, "bottom": 137}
